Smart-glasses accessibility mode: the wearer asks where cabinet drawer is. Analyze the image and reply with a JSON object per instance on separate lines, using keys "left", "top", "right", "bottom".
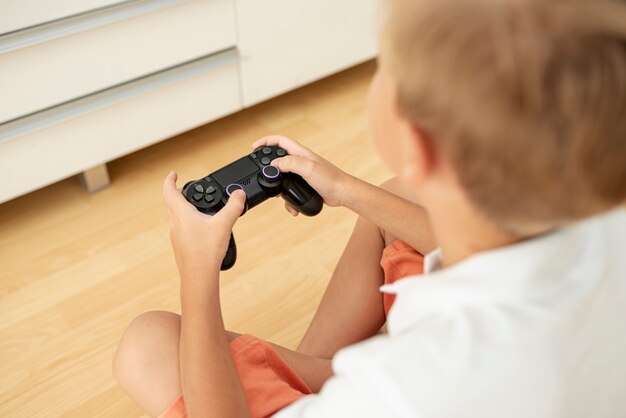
{"left": 0, "top": 51, "right": 241, "bottom": 204}
{"left": 1, "top": 0, "right": 126, "bottom": 35}
{"left": 0, "top": 0, "right": 236, "bottom": 124}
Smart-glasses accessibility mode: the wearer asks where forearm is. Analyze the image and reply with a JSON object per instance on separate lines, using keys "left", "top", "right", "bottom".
{"left": 179, "top": 276, "right": 250, "bottom": 418}
{"left": 343, "top": 176, "right": 436, "bottom": 254}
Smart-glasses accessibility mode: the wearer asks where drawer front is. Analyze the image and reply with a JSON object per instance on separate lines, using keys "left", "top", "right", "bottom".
{"left": 0, "top": 0, "right": 236, "bottom": 123}
{"left": 0, "top": 0, "right": 126, "bottom": 34}
{"left": 0, "top": 52, "right": 241, "bottom": 204}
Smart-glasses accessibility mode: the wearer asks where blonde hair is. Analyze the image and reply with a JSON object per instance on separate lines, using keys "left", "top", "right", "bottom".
{"left": 383, "top": 0, "right": 626, "bottom": 234}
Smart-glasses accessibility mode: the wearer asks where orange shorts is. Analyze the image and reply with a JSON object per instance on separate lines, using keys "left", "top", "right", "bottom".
{"left": 159, "top": 240, "right": 424, "bottom": 418}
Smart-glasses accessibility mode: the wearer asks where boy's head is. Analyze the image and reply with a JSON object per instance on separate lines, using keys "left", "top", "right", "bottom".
{"left": 368, "top": 0, "right": 626, "bottom": 235}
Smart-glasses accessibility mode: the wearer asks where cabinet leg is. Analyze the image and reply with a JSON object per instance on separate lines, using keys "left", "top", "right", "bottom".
{"left": 79, "top": 163, "right": 111, "bottom": 192}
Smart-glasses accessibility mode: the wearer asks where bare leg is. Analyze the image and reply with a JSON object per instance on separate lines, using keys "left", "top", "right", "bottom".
{"left": 297, "top": 178, "right": 434, "bottom": 359}
{"left": 113, "top": 311, "right": 332, "bottom": 417}
{"left": 296, "top": 215, "right": 387, "bottom": 358}
{"left": 112, "top": 178, "right": 433, "bottom": 415}
{"left": 113, "top": 311, "right": 183, "bottom": 417}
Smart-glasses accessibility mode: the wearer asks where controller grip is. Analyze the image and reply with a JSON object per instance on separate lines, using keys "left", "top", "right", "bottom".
{"left": 281, "top": 174, "right": 324, "bottom": 216}
{"left": 221, "top": 233, "right": 237, "bottom": 271}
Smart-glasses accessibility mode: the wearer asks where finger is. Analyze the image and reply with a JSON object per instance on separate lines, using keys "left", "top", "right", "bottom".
{"left": 213, "top": 189, "right": 246, "bottom": 230}
{"left": 252, "top": 135, "right": 290, "bottom": 149}
{"left": 285, "top": 201, "right": 299, "bottom": 217}
{"left": 251, "top": 135, "right": 314, "bottom": 158}
{"left": 271, "top": 155, "right": 316, "bottom": 178}
{"left": 162, "top": 171, "right": 194, "bottom": 215}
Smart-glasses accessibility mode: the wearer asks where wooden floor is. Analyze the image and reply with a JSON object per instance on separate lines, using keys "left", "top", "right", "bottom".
{"left": 0, "top": 61, "right": 390, "bottom": 417}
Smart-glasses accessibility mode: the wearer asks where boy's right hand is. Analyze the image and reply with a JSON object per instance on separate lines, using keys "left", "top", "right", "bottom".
{"left": 252, "top": 135, "right": 356, "bottom": 216}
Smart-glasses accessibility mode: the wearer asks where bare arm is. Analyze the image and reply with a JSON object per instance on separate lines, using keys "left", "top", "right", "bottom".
{"left": 164, "top": 170, "right": 334, "bottom": 417}
{"left": 163, "top": 172, "right": 252, "bottom": 418}
{"left": 180, "top": 280, "right": 250, "bottom": 418}
{"left": 343, "top": 176, "right": 436, "bottom": 254}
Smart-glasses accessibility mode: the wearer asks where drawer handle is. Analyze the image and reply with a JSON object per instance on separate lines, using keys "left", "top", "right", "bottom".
{"left": 0, "top": 0, "right": 193, "bottom": 54}
{"left": 0, "top": 48, "right": 239, "bottom": 142}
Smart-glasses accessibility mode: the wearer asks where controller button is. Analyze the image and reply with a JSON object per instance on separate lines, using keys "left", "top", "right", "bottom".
{"left": 204, "top": 194, "right": 214, "bottom": 203}
{"left": 262, "top": 165, "right": 280, "bottom": 179}
{"left": 276, "top": 148, "right": 286, "bottom": 157}
{"left": 206, "top": 186, "right": 216, "bottom": 194}
{"left": 192, "top": 193, "right": 203, "bottom": 202}
{"left": 250, "top": 153, "right": 257, "bottom": 159}
{"left": 261, "top": 157, "right": 271, "bottom": 165}
{"left": 226, "top": 183, "right": 244, "bottom": 196}
{"left": 262, "top": 147, "right": 272, "bottom": 155}
{"left": 194, "top": 184, "right": 204, "bottom": 193}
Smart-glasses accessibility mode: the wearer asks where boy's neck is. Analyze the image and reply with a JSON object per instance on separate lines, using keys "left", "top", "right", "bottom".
{"left": 426, "top": 194, "right": 525, "bottom": 268}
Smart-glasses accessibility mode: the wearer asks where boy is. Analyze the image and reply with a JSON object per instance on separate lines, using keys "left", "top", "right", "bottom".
{"left": 113, "top": 0, "right": 626, "bottom": 417}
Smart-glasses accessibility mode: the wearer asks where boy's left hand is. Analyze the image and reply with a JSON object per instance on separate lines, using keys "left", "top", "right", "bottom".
{"left": 162, "top": 171, "right": 246, "bottom": 286}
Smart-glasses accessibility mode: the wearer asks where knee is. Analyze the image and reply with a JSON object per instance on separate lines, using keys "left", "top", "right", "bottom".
{"left": 113, "top": 310, "right": 180, "bottom": 389}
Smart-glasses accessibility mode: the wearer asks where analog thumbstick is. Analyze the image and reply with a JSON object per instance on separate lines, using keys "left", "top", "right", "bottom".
{"left": 258, "top": 165, "right": 282, "bottom": 197}
{"left": 261, "top": 165, "right": 280, "bottom": 181}
{"left": 226, "top": 183, "right": 244, "bottom": 196}
{"left": 224, "top": 183, "right": 248, "bottom": 215}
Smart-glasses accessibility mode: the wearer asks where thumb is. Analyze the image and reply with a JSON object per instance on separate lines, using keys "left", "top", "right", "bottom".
{"left": 214, "top": 189, "right": 246, "bottom": 229}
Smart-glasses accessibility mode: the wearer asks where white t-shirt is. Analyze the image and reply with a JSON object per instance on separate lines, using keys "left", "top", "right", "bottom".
{"left": 275, "top": 208, "right": 626, "bottom": 418}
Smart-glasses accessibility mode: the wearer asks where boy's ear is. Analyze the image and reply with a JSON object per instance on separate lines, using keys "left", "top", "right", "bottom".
{"left": 403, "top": 124, "right": 437, "bottom": 183}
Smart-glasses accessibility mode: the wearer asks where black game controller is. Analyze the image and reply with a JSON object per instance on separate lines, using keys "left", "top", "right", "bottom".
{"left": 182, "top": 145, "right": 323, "bottom": 270}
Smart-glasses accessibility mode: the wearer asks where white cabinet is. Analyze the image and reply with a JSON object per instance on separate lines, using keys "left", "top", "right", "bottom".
{"left": 0, "top": 0, "right": 236, "bottom": 123}
{"left": 0, "top": 0, "right": 377, "bottom": 204}
{"left": 0, "top": 0, "right": 126, "bottom": 34}
{"left": 236, "top": 0, "right": 378, "bottom": 106}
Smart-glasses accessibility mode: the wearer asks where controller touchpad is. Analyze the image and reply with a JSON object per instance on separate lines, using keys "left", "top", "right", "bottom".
{"left": 213, "top": 157, "right": 258, "bottom": 187}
